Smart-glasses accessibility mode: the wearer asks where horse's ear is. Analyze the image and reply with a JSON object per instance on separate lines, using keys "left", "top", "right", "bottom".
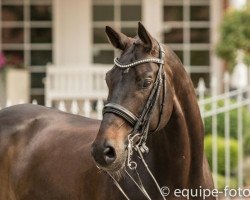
{"left": 138, "top": 22, "right": 154, "bottom": 52}
{"left": 105, "top": 26, "right": 128, "bottom": 51}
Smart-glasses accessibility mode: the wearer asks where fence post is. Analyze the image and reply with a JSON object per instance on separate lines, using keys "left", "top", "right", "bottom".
{"left": 6, "top": 100, "right": 12, "bottom": 107}
{"left": 97, "top": 99, "right": 104, "bottom": 120}
{"left": 32, "top": 99, "right": 38, "bottom": 105}
{"left": 224, "top": 72, "right": 231, "bottom": 193}
{"left": 83, "top": 99, "right": 91, "bottom": 118}
{"left": 71, "top": 100, "right": 79, "bottom": 114}
{"left": 211, "top": 75, "right": 218, "bottom": 188}
{"left": 248, "top": 68, "right": 250, "bottom": 111}
{"left": 46, "top": 98, "right": 52, "bottom": 107}
{"left": 197, "top": 78, "right": 206, "bottom": 121}
{"left": 58, "top": 101, "right": 66, "bottom": 112}
{"left": 237, "top": 88, "right": 244, "bottom": 189}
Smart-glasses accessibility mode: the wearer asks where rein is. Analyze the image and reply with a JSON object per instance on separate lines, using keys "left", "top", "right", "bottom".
{"left": 102, "top": 43, "right": 167, "bottom": 200}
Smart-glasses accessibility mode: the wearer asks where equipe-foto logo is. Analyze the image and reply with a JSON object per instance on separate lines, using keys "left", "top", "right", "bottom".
{"left": 160, "top": 186, "right": 250, "bottom": 199}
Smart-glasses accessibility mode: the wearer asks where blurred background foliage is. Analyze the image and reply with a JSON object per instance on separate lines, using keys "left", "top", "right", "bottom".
{"left": 205, "top": 135, "right": 238, "bottom": 175}
{"left": 211, "top": 5, "right": 250, "bottom": 189}
{"left": 205, "top": 135, "right": 239, "bottom": 189}
{"left": 204, "top": 99, "right": 250, "bottom": 140}
{"left": 204, "top": 98, "right": 250, "bottom": 189}
{"left": 216, "top": 8, "right": 250, "bottom": 71}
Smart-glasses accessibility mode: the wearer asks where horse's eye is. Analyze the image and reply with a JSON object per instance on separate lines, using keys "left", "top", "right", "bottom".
{"left": 142, "top": 79, "right": 152, "bottom": 88}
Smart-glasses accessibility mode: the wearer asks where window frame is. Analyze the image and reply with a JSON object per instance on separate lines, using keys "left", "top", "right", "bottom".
{"left": 162, "top": 0, "right": 211, "bottom": 74}
{"left": 92, "top": 0, "right": 142, "bottom": 64}
{"left": 0, "top": 0, "right": 53, "bottom": 105}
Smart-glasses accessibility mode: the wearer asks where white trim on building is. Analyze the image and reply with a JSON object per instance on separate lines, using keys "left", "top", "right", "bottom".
{"left": 0, "top": 0, "right": 226, "bottom": 106}
{"left": 53, "top": 0, "right": 91, "bottom": 66}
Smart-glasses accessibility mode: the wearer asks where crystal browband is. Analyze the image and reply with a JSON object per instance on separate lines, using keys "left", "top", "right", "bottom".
{"left": 114, "top": 57, "right": 164, "bottom": 69}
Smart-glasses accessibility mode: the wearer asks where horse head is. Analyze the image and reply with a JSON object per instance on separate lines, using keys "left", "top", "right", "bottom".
{"left": 91, "top": 22, "right": 174, "bottom": 173}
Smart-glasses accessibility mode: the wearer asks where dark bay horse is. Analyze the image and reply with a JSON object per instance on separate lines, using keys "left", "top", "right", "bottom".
{"left": 0, "top": 23, "right": 214, "bottom": 200}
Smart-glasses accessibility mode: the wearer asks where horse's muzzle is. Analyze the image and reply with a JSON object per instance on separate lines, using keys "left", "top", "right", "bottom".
{"left": 91, "top": 141, "right": 117, "bottom": 167}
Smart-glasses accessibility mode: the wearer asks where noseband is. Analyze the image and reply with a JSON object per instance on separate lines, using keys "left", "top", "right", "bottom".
{"left": 102, "top": 43, "right": 167, "bottom": 200}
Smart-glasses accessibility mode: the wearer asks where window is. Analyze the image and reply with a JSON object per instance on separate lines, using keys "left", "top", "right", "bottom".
{"left": 93, "top": 5, "right": 114, "bottom": 21}
{"left": 2, "top": 28, "right": 24, "bottom": 43}
{"left": 164, "top": 6, "right": 183, "bottom": 21}
{"left": 2, "top": 5, "right": 24, "bottom": 21}
{"left": 191, "top": 51, "right": 210, "bottom": 66}
{"left": 92, "top": 0, "right": 142, "bottom": 64}
{"left": 121, "top": 5, "right": 141, "bottom": 21}
{"left": 190, "top": 6, "right": 209, "bottom": 21}
{"left": 190, "top": 28, "right": 210, "bottom": 43}
{"left": 191, "top": 73, "right": 210, "bottom": 88}
{"left": 91, "top": 0, "right": 212, "bottom": 87}
{"left": 0, "top": 0, "right": 53, "bottom": 105}
{"left": 163, "top": 0, "right": 211, "bottom": 82}
{"left": 164, "top": 28, "right": 183, "bottom": 43}
{"left": 174, "top": 50, "right": 184, "bottom": 63}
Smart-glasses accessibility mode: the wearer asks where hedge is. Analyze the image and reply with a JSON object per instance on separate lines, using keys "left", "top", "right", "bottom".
{"left": 204, "top": 99, "right": 250, "bottom": 139}
{"left": 216, "top": 173, "right": 238, "bottom": 190}
{"left": 204, "top": 135, "right": 238, "bottom": 175}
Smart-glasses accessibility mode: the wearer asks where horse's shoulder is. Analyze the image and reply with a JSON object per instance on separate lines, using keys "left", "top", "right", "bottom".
{"left": 0, "top": 104, "right": 100, "bottom": 147}
{"left": 0, "top": 104, "right": 99, "bottom": 197}
{"left": 0, "top": 103, "right": 100, "bottom": 127}
{"left": 0, "top": 103, "right": 99, "bottom": 161}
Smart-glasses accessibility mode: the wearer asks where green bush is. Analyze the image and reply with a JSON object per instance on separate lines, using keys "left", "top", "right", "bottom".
{"left": 216, "top": 173, "right": 238, "bottom": 190}
{"left": 204, "top": 99, "right": 250, "bottom": 139}
{"left": 204, "top": 135, "right": 238, "bottom": 175}
{"left": 244, "top": 133, "right": 250, "bottom": 155}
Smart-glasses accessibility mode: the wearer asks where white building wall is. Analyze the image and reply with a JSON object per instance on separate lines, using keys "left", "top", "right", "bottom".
{"left": 210, "top": 0, "right": 224, "bottom": 94}
{"left": 52, "top": 0, "right": 225, "bottom": 94}
{"left": 143, "top": 0, "right": 163, "bottom": 41}
{"left": 53, "top": 0, "right": 91, "bottom": 66}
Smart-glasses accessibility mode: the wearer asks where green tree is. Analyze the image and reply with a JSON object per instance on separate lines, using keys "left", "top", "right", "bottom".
{"left": 216, "top": 8, "right": 250, "bottom": 70}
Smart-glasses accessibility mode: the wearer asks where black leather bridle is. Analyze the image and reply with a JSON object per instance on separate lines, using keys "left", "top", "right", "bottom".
{"left": 102, "top": 43, "right": 168, "bottom": 200}
{"left": 102, "top": 43, "right": 166, "bottom": 145}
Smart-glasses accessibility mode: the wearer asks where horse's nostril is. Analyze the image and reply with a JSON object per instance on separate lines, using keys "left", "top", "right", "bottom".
{"left": 103, "top": 146, "right": 116, "bottom": 165}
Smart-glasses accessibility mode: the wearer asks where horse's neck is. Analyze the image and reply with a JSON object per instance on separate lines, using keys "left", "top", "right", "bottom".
{"left": 149, "top": 57, "right": 205, "bottom": 188}
{"left": 171, "top": 59, "right": 205, "bottom": 180}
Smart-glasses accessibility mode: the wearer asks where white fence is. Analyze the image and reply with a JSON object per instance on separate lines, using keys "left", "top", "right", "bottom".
{"left": 1, "top": 66, "right": 250, "bottom": 191}
{"left": 44, "top": 66, "right": 250, "bottom": 190}
{"left": 45, "top": 65, "right": 110, "bottom": 115}
{"left": 198, "top": 73, "right": 250, "bottom": 191}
